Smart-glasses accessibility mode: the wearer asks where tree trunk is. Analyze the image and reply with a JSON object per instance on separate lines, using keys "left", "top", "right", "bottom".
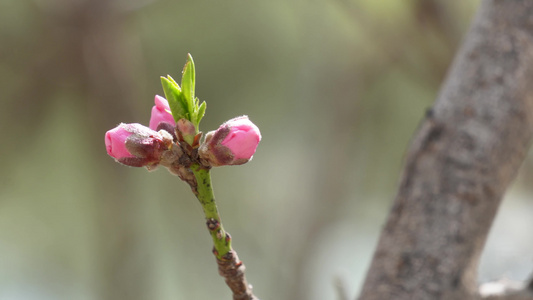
{"left": 358, "top": 1, "right": 533, "bottom": 299}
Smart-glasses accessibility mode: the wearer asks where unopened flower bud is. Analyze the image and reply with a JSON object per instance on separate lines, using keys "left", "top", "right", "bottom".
{"left": 149, "top": 95, "right": 176, "bottom": 131}
{"left": 105, "top": 123, "right": 172, "bottom": 168}
{"left": 199, "top": 116, "right": 261, "bottom": 167}
{"left": 105, "top": 125, "right": 135, "bottom": 159}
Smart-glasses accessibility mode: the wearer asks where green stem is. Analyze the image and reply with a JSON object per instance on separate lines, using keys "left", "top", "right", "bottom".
{"left": 191, "top": 164, "right": 232, "bottom": 259}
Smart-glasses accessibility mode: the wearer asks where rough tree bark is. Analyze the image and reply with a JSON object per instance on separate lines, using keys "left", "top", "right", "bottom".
{"left": 358, "top": 1, "right": 533, "bottom": 300}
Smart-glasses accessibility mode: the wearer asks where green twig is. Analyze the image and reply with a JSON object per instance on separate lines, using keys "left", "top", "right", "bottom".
{"left": 191, "top": 164, "right": 259, "bottom": 300}
{"left": 191, "top": 165, "right": 232, "bottom": 259}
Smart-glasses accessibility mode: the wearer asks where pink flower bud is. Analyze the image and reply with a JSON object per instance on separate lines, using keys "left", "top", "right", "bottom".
{"left": 149, "top": 95, "right": 176, "bottom": 131}
{"left": 105, "top": 123, "right": 172, "bottom": 167}
{"left": 199, "top": 116, "right": 261, "bottom": 167}
{"left": 221, "top": 116, "right": 261, "bottom": 160}
{"left": 105, "top": 125, "right": 135, "bottom": 159}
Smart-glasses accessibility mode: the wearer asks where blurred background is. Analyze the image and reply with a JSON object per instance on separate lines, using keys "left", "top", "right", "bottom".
{"left": 1, "top": 0, "right": 532, "bottom": 299}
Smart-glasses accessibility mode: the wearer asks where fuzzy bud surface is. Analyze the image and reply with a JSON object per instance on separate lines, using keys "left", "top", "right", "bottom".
{"left": 105, "top": 123, "right": 172, "bottom": 167}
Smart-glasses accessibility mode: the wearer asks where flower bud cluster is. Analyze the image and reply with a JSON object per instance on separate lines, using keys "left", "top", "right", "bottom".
{"left": 105, "top": 95, "right": 261, "bottom": 175}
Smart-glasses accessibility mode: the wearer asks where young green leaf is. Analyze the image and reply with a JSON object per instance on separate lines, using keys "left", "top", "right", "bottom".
{"left": 159, "top": 54, "right": 205, "bottom": 133}
{"left": 196, "top": 100, "right": 206, "bottom": 126}
{"left": 161, "top": 76, "right": 187, "bottom": 123}
{"left": 181, "top": 54, "right": 195, "bottom": 114}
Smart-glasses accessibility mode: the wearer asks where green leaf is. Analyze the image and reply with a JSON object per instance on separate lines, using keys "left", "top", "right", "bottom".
{"left": 159, "top": 54, "right": 205, "bottom": 134}
{"left": 196, "top": 100, "right": 206, "bottom": 126}
{"left": 166, "top": 74, "right": 180, "bottom": 88}
{"left": 161, "top": 76, "right": 187, "bottom": 122}
{"left": 181, "top": 54, "right": 195, "bottom": 113}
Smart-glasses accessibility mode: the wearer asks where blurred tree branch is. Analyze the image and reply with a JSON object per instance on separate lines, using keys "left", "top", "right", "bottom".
{"left": 358, "top": 1, "right": 533, "bottom": 299}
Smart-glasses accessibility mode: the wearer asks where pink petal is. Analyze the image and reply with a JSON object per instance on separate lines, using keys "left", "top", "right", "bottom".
{"left": 149, "top": 95, "right": 176, "bottom": 130}
{"left": 221, "top": 116, "right": 261, "bottom": 160}
{"left": 105, "top": 125, "right": 134, "bottom": 159}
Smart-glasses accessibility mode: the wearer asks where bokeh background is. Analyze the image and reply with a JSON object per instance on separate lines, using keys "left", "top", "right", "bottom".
{"left": 2, "top": 0, "right": 532, "bottom": 299}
